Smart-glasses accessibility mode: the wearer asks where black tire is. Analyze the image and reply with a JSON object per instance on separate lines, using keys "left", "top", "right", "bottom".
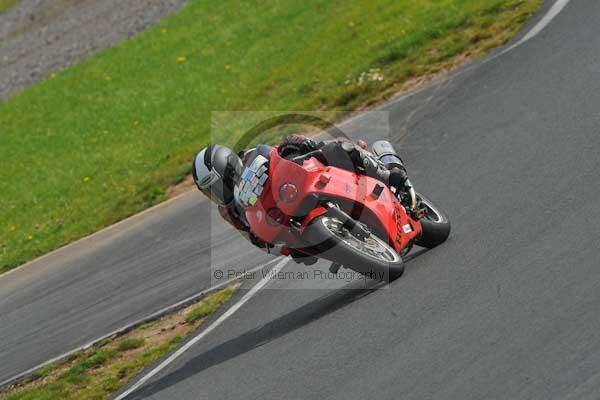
{"left": 414, "top": 192, "right": 451, "bottom": 248}
{"left": 301, "top": 214, "right": 404, "bottom": 282}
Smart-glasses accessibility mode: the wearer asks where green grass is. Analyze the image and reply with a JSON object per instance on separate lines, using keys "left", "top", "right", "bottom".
{"left": 115, "top": 338, "right": 145, "bottom": 352}
{"left": 0, "top": 0, "right": 18, "bottom": 13}
{"left": 0, "top": 0, "right": 542, "bottom": 273}
{"left": 0, "top": 285, "right": 239, "bottom": 400}
{"left": 185, "top": 284, "right": 239, "bottom": 323}
{"left": 0, "top": 341, "right": 170, "bottom": 400}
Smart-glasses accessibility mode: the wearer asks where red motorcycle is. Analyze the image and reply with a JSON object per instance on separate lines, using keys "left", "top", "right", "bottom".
{"left": 235, "top": 144, "right": 450, "bottom": 282}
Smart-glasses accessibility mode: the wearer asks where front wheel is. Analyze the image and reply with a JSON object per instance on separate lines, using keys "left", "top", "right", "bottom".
{"left": 301, "top": 215, "right": 404, "bottom": 282}
{"left": 414, "top": 192, "right": 451, "bottom": 248}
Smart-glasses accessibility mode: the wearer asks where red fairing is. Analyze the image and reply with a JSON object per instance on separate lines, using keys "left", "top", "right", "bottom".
{"left": 243, "top": 147, "right": 421, "bottom": 253}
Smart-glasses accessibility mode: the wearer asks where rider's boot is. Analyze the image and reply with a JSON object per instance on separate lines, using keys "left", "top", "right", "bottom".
{"left": 290, "top": 250, "right": 318, "bottom": 266}
{"left": 329, "top": 262, "right": 342, "bottom": 274}
{"left": 371, "top": 140, "right": 409, "bottom": 190}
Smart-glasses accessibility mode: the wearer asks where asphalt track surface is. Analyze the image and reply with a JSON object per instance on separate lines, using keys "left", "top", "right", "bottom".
{"left": 0, "top": 196, "right": 272, "bottom": 383}
{"left": 3, "top": 1, "right": 600, "bottom": 398}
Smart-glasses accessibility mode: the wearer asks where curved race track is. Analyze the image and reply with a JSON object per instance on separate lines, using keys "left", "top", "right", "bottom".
{"left": 4, "top": 1, "right": 600, "bottom": 399}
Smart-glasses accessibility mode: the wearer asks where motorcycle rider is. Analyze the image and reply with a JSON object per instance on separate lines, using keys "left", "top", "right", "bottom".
{"left": 192, "top": 135, "right": 411, "bottom": 263}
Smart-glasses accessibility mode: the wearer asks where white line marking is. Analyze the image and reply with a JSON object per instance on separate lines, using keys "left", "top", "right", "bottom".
{"left": 1, "top": 0, "right": 574, "bottom": 388}
{"left": 505, "top": 0, "right": 572, "bottom": 52}
{"left": 380, "top": 0, "right": 572, "bottom": 108}
{"left": 115, "top": 257, "right": 290, "bottom": 400}
{"left": 114, "top": 5, "right": 574, "bottom": 394}
{"left": 0, "top": 257, "right": 284, "bottom": 388}
{"left": 2, "top": 1, "right": 571, "bottom": 281}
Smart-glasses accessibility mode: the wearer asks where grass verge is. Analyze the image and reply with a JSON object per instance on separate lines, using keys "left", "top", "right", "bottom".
{"left": 0, "top": 284, "right": 239, "bottom": 400}
{"left": 0, "top": 0, "right": 543, "bottom": 273}
{"left": 0, "top": 0, "right": 18, "bottom": 13}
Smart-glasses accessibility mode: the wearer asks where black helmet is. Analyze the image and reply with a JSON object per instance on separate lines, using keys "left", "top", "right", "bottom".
{"left": 192, "top": 144, "right": 242, "bottom": 206}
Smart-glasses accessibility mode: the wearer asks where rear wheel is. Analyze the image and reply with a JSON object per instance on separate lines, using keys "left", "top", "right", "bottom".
{"left": 414, "top": 192, "right": 451, "bottom": 248}
{"left": 302, "top": 215, "right": 404, "bottom": 282}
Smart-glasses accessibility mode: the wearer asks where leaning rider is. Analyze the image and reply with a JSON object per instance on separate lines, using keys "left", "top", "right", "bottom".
{"left": 191, "top": 135, "right": 411, "bottom": 263}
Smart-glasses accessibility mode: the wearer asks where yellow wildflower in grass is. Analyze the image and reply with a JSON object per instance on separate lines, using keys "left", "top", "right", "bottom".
{"left": 50, "top": 73, "right": 57, "bottom": 79}
{"left": 9, "top": 225, "right": 16, "bottom": 232}
{"left": 224, "top": 65, "right": 232, "bottom": 71}
{"left": 83, "top": 176, "right": 90, "bottom": 183}
{"left": 27, "top": 235, "right": 33, "bottom": 240}
{"left": 133, "top": 120, "right": 140, "bottom": 126}
{"left": 177, "top": 56, "right": 187, "bottom": 63}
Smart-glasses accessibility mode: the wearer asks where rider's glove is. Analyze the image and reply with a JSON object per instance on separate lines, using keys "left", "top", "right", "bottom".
{"left": 388, "top": 166, "right": 409, "bottom": 189}
{"left": 280, "top": 134, "right": 318, "bottom": 158}
{"left": 300, "top": 138, "right": 319, "bottom": 153}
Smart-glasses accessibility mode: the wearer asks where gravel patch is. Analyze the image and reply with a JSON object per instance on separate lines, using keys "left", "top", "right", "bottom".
{"left": 0, "top": 0, "right": 188, "bottom": 100}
